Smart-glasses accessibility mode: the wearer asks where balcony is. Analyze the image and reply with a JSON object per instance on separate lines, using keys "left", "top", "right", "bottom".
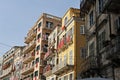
{"left": 80, "top": 56, "right": 98, "bottom": 74}
{"left": 23, "top": 39, "right": 36, "bottom": 54}
{"left": 23, "top": 51, "right": 35, "bottom": 64}
{"left": 58, "top": 35, "right": 73, "bottom": 53}
{"left": 43, "top": 65, "right": 52, "bottom": 77}
{"left": 48, "top": 38, "right": 56, "bottom": 48}
{"left": 80, "top": 0, "right": 95, "bottom": 16}
{"left": 44, "top": 49, "right": 55, "bottom": 60}
{"left": 52, "top": 60, "right": 74, "bottom": 75}
{"left": 42, "top": 34, "right": 49, "bottom": 43}
{"left": 2, "top": 62, "right": 11, "bottom": 70}
{"left": 0, "top": 65, "right": 13, "bottom": 78}
{"left": 22, "top": 62, "right": 34, "bottom": 75}
{"left": 106, "top": 37, "right": 120, "bottom": 60}
{"left": 24, "top": 29, "right": 37, "bottom": 44}
{"left": 102, "top": 0, "right": 120, "bottom": 13}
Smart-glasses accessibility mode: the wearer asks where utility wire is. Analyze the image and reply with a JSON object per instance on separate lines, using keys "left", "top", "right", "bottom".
{"left": 0, "top": 42, "right": 12, "bottom": 47}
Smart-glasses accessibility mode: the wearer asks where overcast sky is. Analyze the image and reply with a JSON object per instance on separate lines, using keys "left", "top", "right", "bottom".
{"left": 0, "top": 0, "right": 80, "bottom": 56}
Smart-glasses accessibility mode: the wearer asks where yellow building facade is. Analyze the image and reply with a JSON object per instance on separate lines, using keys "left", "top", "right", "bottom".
{"left": 52, "top": 8, "right": 86, "bottom": 80}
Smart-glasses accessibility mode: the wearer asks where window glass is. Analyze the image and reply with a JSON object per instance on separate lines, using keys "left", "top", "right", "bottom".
{"left": 69, "top": 73, "right": 73, "bottom": 80}
{"left": 89, "top": 42, "right": 95, "bottom": 56}
{"left": 35, "top": 71, "right": 38, "bottom": 77}
{"left": 89, "top": 11, "right": 94, "bottom": 26}
{"left": 69, "top": 50, "right": 73, "bottom": 64}
{"left": 38, "top": 22, "right": 42, "bottom": 28}
{"left": 98, "top": 31, "right": 105, "bottom": 51}
{"left": 46, "top": 21, "right": 53, "bottom": 28}
{"left": 80, "top": 25, "right": 85, "bottom": 34}
{"left": 36, "top": 45, "right": 40, "bottom": 51}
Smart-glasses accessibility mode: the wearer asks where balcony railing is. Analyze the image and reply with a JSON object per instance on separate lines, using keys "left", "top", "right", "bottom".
{"left": 22, "top": 62, "right": 34, "bottom": 75}
{"left": 23, "top": 39, "right": 36, "bottom": 54}
{"left": 102, "top": 0, "right": 120, "bottom": 13}
{"left": 2, "top": 62, "right": 11, "bottom": 70}
{"left": 23, "top": 51, "right": 35, "bottom": 64}
{"left": 106, "top": 37, "right": 120, "bottom": 60}
{"left": 80, "top": 0, "right": 95, "bottom": 14}
{"left": 42, "top": 34, "right": 49, "bottom": 42}
{"left": 58, "top": 35, "right": 73, "bottom": 52}
{"left": 43, "top": 64, "right": 52, "bottom": 77}
{"left": 80, "top": 56, "right": 98, "bottom": 73}
{"left": 48, "top": 38, "right": 56, "bottom": 48}
{"left": 44, "top": 48, "right": 55, "bottom": 60}
{"left": 24, "top": 29, "right": 37, "bottom": 44}
{"left": 0, "top": 65, "right": 13, "bottom": 78}
{"left": 52, "top": 60, "right": 74, "bottom": 75}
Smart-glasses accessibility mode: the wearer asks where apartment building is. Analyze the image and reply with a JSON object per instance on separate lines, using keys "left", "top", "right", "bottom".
{"left": 80, "top": 0, "right": 120, "bottom": 80}
{"left": 0, "top": 46, "right": 22, "bottom": 80}
{"left": 13, "top": 46, "right": 24, "bottom": 80}
{"left": 22, "top": 13, "right": 61, "bottom": 80}
{"left": 43, "top": 25, "right": 61, "bottom": 80}
{"left": 51, "top": 8, "right": 86, "bottom": 80}
{"left": 0, "top": 57, "right": 3, "bottom": 76}
{"left": 35, "top": 13, "right": 61, "bottom": 80}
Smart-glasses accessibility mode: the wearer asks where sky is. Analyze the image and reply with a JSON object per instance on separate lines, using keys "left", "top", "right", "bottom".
{"left": 0, "top": 0, "right": 80, "bottom": 56}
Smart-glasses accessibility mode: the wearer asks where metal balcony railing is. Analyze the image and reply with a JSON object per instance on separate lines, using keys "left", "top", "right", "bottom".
{"left": 23, "top": 39, "right": 36, "bottom": 54}
{"left": 80, "top": 56, "right": 98, "bottom": 73}
{"left": 22, "top": 62, "right": 34, "bottom": 75}
{"left": 23, "top": 51, "right": 35, "bottom": 64}
{"left": 106, "top": 37, "right": 120, "bottom": 59}
{"left": 52, "top": 59, "right": 74, "bottom": 75}
{"left": 25, "top": 29, "right": 37, "bottom": 43}
{"left": 102, "top": 0, "right": 120, "bottom": 13}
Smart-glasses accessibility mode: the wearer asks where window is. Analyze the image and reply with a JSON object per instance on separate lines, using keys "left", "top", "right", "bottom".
{"left": 89, "top": 11, "right": 94, "bottom": 27}
{"left": 89, "top": 42, "right": 95, "bottom": 56}
{"left": 45, "top": 33, "right": 49, "bottom": 40}
{"left": 69, "top": 73, "right": 73, "bottom": 80}
{"left": 43, "top": 44, "right": 48, "bottom": 52}
{"left": 69, "top": 50, "right": 73, "bottom": 65}
{"left": 37, "top": 33, "right": 41, "bottom": 39}
{"left": 64, "top": 55, "right": 67, "bottom": 62}
{"left": 80, "top": 48, "right": 87, "bottom": 59}
{"left": 31, "top": 74, "right": 33, "bottom": 78}
{"left": 115, "top": 17, "right": 120, "bottom": 31}
{"left": 34, "top": 71, "right": 38, "bottom": 77}
{"left": 36, "top": 58, "right": 39, "bottom": 63}
{"left": 64, "top": 17, "right": 68, "bottom": 25}
{"left": 38, "top": 22, "right": 42, "bottom": 28}
{"left": 98, "top": 31, "right": 105, "bottom": 51}
{"left": 32, "top": 61, "right": 34, "bottom": 66}
{"left": 64, "top": 75, "right": 68, "bottom": 80}
{"left": 59, "top": 78, "right": 61, "bottom": 80}
{"left": 36, "top": 45, "right": 40, "bottom": 51}
{"left": 51, "top": 78, "right": 54, "bottom": 80}
{"left": 99, "top": 0, "right": 103, "bottom": 13}
{"left": 53, "top": 33, "right": 56, "bottom": 40}
{"left": 80, "top": 25, "right": 85, "bottom": 34}
{"left": 59, "top": 57, "right": 62, "bottom": 64}
{"left": 46, "top": 21, "right": 53, "bottom": 29}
